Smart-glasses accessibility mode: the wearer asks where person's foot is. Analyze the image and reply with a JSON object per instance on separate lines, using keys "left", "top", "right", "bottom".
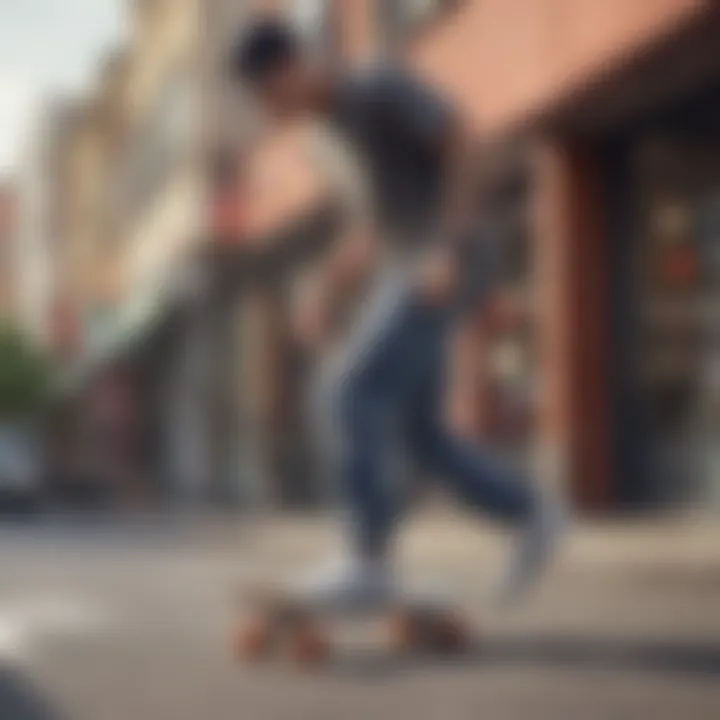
{"left": 493, "top": 493, "right": 568, "bottom": 607}
{"left": 293, "top": 555, "right": 396, "bottom": 613}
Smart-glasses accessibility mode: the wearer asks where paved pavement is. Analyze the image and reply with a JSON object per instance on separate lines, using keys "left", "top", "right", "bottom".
{"left": 0, "top": 511, "right": 719, "bottom": 719}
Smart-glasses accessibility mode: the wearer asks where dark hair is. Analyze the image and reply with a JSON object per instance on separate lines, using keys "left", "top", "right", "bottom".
{"left": 229, "top": 18, "right": 299, "bottom": 85}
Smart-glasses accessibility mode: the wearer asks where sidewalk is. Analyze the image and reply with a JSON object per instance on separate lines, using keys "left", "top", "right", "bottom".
{"left": 2, "top": 508, "right": 718, "bottom": 720}
{"left": 223, "top": 508, "right": 720, "bottom": 560}
{"left": 6, "top": 505, "right": 718, "bottom": 575}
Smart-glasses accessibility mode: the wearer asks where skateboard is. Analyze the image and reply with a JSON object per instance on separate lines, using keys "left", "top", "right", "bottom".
{"left": 233, "top": 584, "right": 470, "bottom": 667}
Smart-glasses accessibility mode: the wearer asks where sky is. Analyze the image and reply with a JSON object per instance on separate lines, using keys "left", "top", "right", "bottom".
{"left": 0, "top": 0, "right": 125, "bottom": 176}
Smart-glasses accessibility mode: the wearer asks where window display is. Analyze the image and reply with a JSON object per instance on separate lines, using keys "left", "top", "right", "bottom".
{"left": 631, "top": 124, "right": 720, "bottom": 507}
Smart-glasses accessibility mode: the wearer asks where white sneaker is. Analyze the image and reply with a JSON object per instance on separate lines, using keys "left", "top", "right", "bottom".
{"left": 493, "top": 493, "right": 568, "bottom": 607}
{"left": 293, "top": 555, "right": 397, "bottom": 614}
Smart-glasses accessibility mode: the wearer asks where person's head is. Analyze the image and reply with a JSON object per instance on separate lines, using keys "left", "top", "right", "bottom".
{"left": 229, "top": 18, "right": 324, "bottom": 120}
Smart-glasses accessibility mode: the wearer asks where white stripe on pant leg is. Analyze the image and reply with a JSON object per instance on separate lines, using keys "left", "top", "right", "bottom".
{"left": 309, "top": 267, "right": 410, "bottom": 502}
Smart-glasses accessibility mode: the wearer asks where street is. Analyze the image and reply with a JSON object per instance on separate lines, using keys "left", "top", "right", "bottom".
{"left": 0, "top": 512, "right": 719, "bottom": 720}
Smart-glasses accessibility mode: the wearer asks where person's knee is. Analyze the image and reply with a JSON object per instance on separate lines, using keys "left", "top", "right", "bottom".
{"left": 407, "top": 419, "right": 446, "bottom": 473}
{"left": 336, "top": 370, "right": 374, "bottom": 433}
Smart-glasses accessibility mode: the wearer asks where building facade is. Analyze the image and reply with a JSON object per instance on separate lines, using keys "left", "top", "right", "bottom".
{"left": 0, "top": 184, "right": 17, "bottom": 321}
{"left": 53, "top": 0, "right": 316, "bottom": 507}
{"left": 237, "top": 0, "right": 720, "bottom": 515}
{"left": 40, "top": 0, "right": 720, "bottom": 514}
{"left": 15, "top": 99, "right": 81, "bottom": 348}
{"left": 381, "top": 0, "right": 720, "bottom": 513}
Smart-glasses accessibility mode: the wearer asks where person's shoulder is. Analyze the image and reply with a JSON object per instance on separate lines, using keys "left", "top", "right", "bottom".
{"left": 339, "top": 63, "right": 419, "bottom": 100}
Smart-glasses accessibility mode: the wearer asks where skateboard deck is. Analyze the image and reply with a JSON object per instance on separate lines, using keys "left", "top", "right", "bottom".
{"left": 233, "top": 583, "right": 470, "bottom": 666}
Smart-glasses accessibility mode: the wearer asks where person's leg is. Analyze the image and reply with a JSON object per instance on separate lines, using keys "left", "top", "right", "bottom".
{"left": 315, "top": 279, "right": 420, "bottom": 558}
{"left": 401, "top": 309, "right": 534, "bottom": 522}
{"left": 406, "top": 403, "right": 535, "bottom": 523}
{"left": 294, "top": 367, "right": 404, "bottom": 611}
{"left": 404, "top": 327, "right": 565, "bottom": 604}
{"left": 296, "top": 279, "right": 419, "bottom": 609}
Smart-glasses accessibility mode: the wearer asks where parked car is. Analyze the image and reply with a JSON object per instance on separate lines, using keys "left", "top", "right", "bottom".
{"left": 0, "top": 426, "right": 44, "bottom": 513}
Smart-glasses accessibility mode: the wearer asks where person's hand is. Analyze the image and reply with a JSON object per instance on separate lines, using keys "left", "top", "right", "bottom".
{"left": 484, "top": 289, "right": 522, "bottom": 333}
{"left": 332, "top": 231, "right": 375, "bottom": 287}
{"left": 446, "top": 389, "right": 479, "bottom": 439}
{"left": 416, "top": 248, "right": 456, "bottom": 304}
{"left": 293, "top": 291, "right": 327, "bottom": 349}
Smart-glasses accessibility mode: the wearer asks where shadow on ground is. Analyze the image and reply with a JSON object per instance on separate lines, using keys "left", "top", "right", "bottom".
{"left": 320, "top": 635, "right": 720, "bottom": 681}
{"left": 0, "top": 665, "right": 65, "bottom": 720}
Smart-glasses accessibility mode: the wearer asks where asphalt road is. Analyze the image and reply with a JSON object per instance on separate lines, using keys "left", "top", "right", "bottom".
{"left": 0, "top": 512, "right": 719, "bottom": 720}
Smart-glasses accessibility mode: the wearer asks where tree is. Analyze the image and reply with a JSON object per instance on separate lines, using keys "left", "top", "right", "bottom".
{"left": 0, "top": 323, "right": 52, "bottom": 421}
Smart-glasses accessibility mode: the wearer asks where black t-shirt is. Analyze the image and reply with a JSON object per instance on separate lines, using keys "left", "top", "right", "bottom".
{"left": 451, "top": 219, "right": 503, "bottom": 316}
{"left": 327, "top": 67, "right": 499, "bottom": 317}
{"left": 328, "top": 66, "right": 453, "bottom": 243}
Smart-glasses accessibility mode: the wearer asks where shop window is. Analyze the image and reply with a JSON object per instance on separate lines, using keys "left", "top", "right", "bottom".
{"left": 630, "top": 121, "right": 720, "bottom": 508}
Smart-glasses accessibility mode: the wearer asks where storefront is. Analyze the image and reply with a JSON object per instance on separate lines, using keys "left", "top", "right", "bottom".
{"left": 608, "top": 84, "right": 720, "bottom": 511}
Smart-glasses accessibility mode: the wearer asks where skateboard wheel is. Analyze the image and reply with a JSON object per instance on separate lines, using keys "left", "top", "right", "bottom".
{"left": 234, "top": 613, "right": 273, "bottom": 661}
{"left": 388, "top": 609, "right": 469, "bottom": 654}
{"left": 387, "top": 609, "right": 424, "bottom": 651}
{"left": 286, "top": 624, "right": 330, "bottom": 666}
{"left": 430, "top": 614, "right": 469, "bottom": 653}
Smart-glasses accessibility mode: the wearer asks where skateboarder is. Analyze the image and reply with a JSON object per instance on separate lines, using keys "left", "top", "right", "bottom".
{"left": 229, "top": 18, "right": 565, "bottom": 611}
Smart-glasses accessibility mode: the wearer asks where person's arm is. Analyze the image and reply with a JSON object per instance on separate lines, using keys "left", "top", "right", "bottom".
{"left": 428, "top": 95, "right": 486, "bottom": 431}
{"left": 295, "top": 224, "right": 376, "bottom": 344}
{"left": 446, "top": 313, "right": 488, "bottom": 438}
{"left": 418, "top": 114, "right": 480, "bottom": 304}
{"left": 440, "top": 150, "right": 496, "bottom": 440}
{"left": 445, "top": 220, "right": 507, "bottom": 438}
{"left": 294, "top": 123, "right": 379, "bottom": 347}
{"left": 438, "top": 115, "right": 478, "bottom": 246}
